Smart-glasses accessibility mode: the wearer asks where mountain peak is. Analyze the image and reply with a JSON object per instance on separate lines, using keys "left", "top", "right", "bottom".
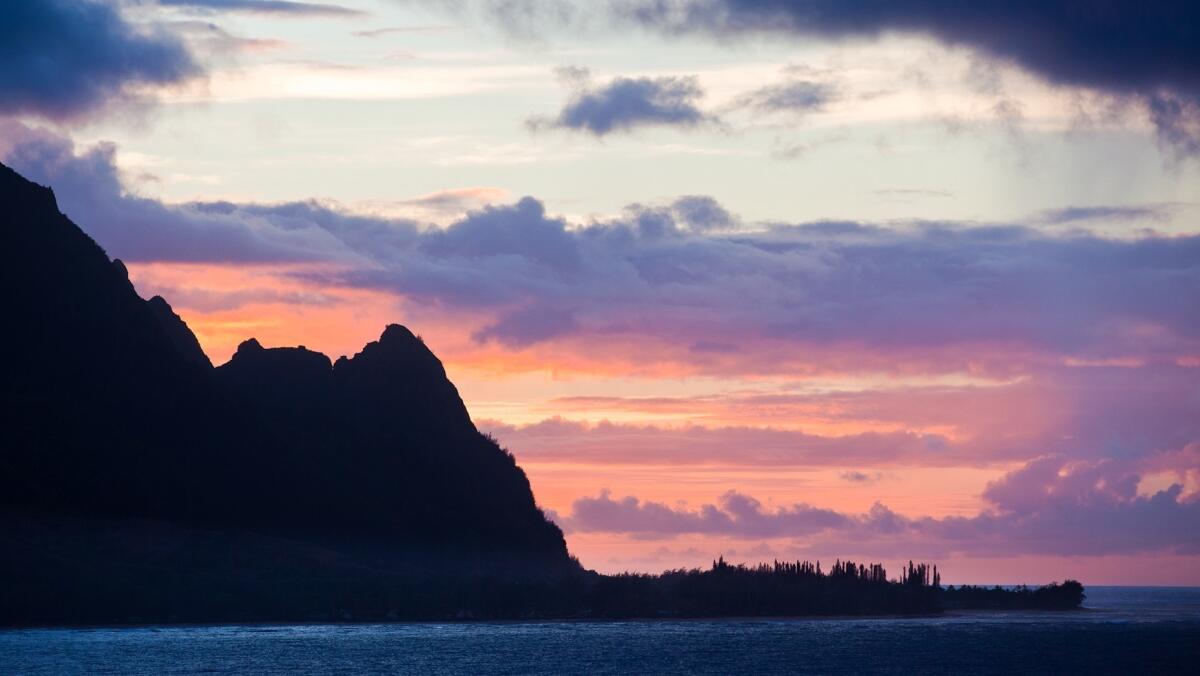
{"left": 236, "top": 337, "right": 265, "bottom": 354}
{"left": 380, "top": 323, "right": 420, "bottom": 346}
{"left": 342, "top": 323, "right": 443, "bottom": 377}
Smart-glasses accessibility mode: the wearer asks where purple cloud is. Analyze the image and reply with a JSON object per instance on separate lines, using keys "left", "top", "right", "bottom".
{"left": 671, "top": 195, "right": 738, "bottom": 231}
{"left": 0, "top": 0, "right": 200, "bottom": 122}
{"left": 532, "top": 69, "right": 715, "bottom": 135}
{"left": 564, "top": 489, "right": 850, "bottom": 538}
{"left": 556, "top": 457, "right": 1200, "bottom": 557}
{"left": 6, "top": 124, "right": 1200, "bottom": 377}
{"left": 839, "top": 470, "right": 882, "bottom": 483}
{"left": 0, "top": 123, "right": 414, "bottom": 263}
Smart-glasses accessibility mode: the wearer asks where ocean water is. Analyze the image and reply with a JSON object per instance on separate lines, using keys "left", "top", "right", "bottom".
{"left": 3, "top": 587, "right": 1198, "bottom": 675}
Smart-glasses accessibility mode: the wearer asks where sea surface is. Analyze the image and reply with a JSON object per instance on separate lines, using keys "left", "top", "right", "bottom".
{"left": 3, "top": 587, "right": 1198, "bottom": 675}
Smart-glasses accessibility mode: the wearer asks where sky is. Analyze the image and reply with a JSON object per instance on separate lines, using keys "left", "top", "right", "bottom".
{"left": 3, "top": 0, "right": 1199, "bottom": 584}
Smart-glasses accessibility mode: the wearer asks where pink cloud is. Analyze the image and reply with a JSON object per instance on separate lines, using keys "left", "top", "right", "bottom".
{"left": 553, "top": 456, "right": 1200, "bottom": 558}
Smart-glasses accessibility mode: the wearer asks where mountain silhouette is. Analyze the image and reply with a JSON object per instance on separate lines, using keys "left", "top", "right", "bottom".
{"left": 0, "top": 161, "right": 1082, "bottom": 625}
{"left": 0, "top": 161, "right": 571, "bottom": 616}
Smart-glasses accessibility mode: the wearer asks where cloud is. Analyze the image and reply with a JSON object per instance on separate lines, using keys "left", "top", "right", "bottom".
{"left": 420, "top": 196, "right": 583, "bottom": 272}
{"left": 425, "top": 1, "right": 1200, "bottom": 156}
{"left": 481, "top": 359, "right": 1200, "bottom": 468}
{"left": 0, "top": 122, "right": 412, "bottom": 263}
{"left": 132, "top": 281, "right": 339, "bottom": 313}
{"left": 473, "top": 305, "right": 579, "bottom": 346}
{"left": 0, "top": 0, "right": 200, "bottom": 122}
{"left": 157, "top": 0, "right": 364, "bottom": 16}
{"left": 629, "top": 1, "right": 1200, "bottom": 157}
{"left": 738, "top": 79, "right": 835, "bottom": 114}
{"left": 482, "top": 418, "right": 958, "bottom": 467}
{"left": 671, "top": 195, "right": 738, "bottom": 231}
{"left": 1034, "top": 205, "right": 1174, "bottom": 226}
{"left": 170, "top": 20, "right": 290, "bottom": 55}
{"left": 388, "top": 186, "right": 511, "bottom": 221}
{"left": 556, "top": 456, "right": 1200, "bottom": 556}
{"left": 614, "top": 1, "right": 1197, "bottom": 95}
{"left": 7, "top": 124, "right": 1200, "bottom": 380}
{"left": 363, "top": 203, "right": 1200, "bottom": 373}
{"left": 531, "top": 68, "right": 716, "bottom": 135}
{"left": 1145, "top": 92, "right": 1200, "bottom": 159}
{"left": 563, "top": 489, "right": 850, "bottom": 538}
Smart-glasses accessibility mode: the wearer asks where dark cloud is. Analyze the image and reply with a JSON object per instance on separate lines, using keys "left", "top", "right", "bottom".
{"left": 617, "top": 1, "right": 1197, "bottom": 97}
{"left": 432, "top": 0, "right": 1200, "bottom": 102}
{"left": 632, "top": 0, "right": 1200, "bottom": 157}
{"left": 158, "top": 0, "right": 364, "bottom": 16}
{"left": 1144, "top": 93, "right": 1200, "bottom": 159}
{"left": 0, "top": 0, "right": 200, "bottom": 121}
{"left": 429, "top": 0, "right": 1200, "bottom": 156}
{"left": 531, "top": 68, "right": 715, "bottom": 135}
{"left": 557, "top": 457, "right": 1200, "bottom": 556}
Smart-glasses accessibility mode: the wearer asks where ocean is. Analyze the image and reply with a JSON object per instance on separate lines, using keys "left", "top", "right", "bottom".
{"left": 3, "top": 587, "right": 1198, "bottom": 674}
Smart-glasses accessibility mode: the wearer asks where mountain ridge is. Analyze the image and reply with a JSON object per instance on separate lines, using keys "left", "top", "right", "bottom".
{"left": 0, "top": 159, "right": 570, "bottom": 569}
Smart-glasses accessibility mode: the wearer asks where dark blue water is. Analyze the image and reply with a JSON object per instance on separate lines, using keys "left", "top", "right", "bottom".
{"left": 3, "top": 588, "right": 1198, "bottom": 674}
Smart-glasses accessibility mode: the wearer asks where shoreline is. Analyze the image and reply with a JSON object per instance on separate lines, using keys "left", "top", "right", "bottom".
{"left": 1, "top": 608, "right": 1104, "bottom": 632}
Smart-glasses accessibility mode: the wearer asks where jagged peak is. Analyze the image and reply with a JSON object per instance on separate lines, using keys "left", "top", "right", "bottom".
{"left": 380, "top": 323, "right": 421, "bottom": 346}
{"left": 337, "top": 324, "right": 441, "bottom": 374}
{"left": 236, "top": 338, "right": 265, "bottom": 354}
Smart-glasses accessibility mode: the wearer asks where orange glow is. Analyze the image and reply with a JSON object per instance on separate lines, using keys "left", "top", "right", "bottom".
{"left": 518, "top": 461, "right": 1006, "bottom": 519}
{"left": 128, "top": 262, "right": 405, "bottom": 364}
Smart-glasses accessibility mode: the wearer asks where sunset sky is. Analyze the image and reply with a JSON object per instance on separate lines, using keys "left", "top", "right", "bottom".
{"left": 3, "top": 0, "right": 1199, "bottom": 583}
